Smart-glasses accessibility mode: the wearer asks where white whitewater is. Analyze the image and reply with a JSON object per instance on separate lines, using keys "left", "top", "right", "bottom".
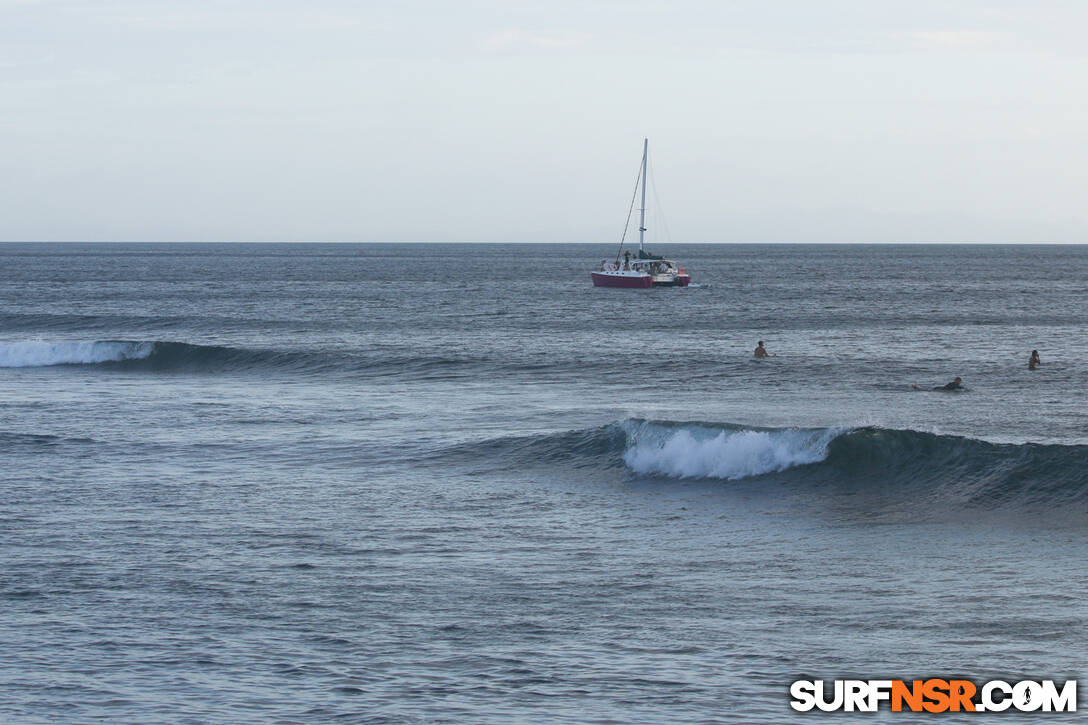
{"left": 622, "top": 420, "right": 844, "bottom": 480}
{"left": 0, "top": 341, "right": 154, "bottom": 368}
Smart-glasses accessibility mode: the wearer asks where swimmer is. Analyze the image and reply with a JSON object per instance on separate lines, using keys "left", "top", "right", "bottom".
{"left": 1029, "top": 349, "right": 1041, "bottom": 370}
{"left": 754, "top": 341, "right": 770, "bottom": 358}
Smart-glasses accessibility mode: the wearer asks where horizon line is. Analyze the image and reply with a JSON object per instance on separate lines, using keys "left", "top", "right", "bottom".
{"left": 1, "top": 240, "right": 1085, "bottom": 246}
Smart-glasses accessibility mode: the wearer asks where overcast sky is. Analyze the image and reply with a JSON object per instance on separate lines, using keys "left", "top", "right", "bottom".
{"left": 3, "top": 0, "right": 1087, "bottom": 242}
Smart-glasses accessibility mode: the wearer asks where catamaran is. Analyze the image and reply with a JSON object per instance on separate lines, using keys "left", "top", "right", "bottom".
{"left": 591, "top": 139, "right": 691, "bottom": 288}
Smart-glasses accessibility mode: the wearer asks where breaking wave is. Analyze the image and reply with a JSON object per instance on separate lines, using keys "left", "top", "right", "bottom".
{"left": 440, "top": 419, "right": 1088, "bottom": 509}
{"left": 0, "top": 340, "right": 283, "bottom": 370}
{"left": 622, "top": 420, "right": 841, "bottom": 479}
{"left": 0, "top": 341, "right": 154, "bottom": 367}
{"left": 0, "top": 339, "right": 486, "bottom": 376}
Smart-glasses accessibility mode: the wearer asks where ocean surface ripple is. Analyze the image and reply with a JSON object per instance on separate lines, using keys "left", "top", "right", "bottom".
{"left": 1, "top": 243, "right": 1086, "bottom": 723}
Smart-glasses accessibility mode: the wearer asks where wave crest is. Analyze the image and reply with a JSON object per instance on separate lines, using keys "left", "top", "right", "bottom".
{"left": 0, "top": 340, "right": 322, "bottom": 372}
{"left": 622, "top": 420, "right": 841, "bottom": 479}
{"left": 0, "top": 339, "right": 483, "bottom": 376}
{"left": 0, "top": 341, "right": 153, "bottom": 368}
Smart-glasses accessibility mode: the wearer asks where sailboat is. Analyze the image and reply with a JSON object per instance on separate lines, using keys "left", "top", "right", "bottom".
{"left": 591, "top": 139, "right": 691, "bottom": 288}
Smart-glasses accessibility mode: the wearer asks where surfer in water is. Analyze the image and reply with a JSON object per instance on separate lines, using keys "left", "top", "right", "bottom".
{"left": 754, "top": 341, "right": 771, "bottom": 358}
{"left": 1029, "top": 350, "right": 1041, "bottom": 370}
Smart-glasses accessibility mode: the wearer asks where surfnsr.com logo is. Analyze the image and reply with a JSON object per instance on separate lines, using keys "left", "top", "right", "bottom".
{"left": 790, "top": 679, "right": 1077, "bottom": 713}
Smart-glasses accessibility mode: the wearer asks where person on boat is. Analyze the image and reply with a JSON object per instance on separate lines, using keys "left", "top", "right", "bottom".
{"left": 754, "top": 341, "right": 769, "bottom": 358}
{"left": 1029, "top": 350, "right": 1041, "bottom": 370}
{"left": 623, "top": 251, "right": 631, "bottom": 270}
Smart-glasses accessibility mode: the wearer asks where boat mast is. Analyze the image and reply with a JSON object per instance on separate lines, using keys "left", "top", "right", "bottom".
{"left": 638, "top": 138, "right": 648, "bottom": 253}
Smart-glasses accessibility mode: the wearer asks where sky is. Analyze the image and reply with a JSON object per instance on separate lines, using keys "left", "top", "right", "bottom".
{"left": 2, "top": 0, "right": 1087, "bottom": 243}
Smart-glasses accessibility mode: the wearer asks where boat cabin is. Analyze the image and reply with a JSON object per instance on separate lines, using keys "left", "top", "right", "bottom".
{"left": 630, "top": 259, "right": 679, "bottom": 274}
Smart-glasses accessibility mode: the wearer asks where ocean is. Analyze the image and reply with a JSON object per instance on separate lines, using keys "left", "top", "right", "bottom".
{"left": 1, "top": 242, "right": 1085, "bottom": 723}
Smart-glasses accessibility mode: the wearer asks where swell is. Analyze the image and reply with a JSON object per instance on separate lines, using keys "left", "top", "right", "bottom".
{"left": 0, "top": 432, "right": 97, "bottom": 447}
{"left": 0, "top": 339, "right": 913, "bottom": 382}
{"left": 819, "top": 426, "right": 1088, "bottom": 507}
{"left": 0, "top": 312, "right": 306, "bottom": 332}
{"left": 442, "top": 419, "right": 1088, "bottom": 508}
{"left": 0, "top": 340, "right": 281, "bottom": 371}
{"left": 0, "top": 340, "right": 478, "bottom": 375}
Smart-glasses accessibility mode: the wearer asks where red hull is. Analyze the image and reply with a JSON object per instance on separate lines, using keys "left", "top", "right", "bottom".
{"left": 591, "top": 272, "right": 653, "bottom": 288}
